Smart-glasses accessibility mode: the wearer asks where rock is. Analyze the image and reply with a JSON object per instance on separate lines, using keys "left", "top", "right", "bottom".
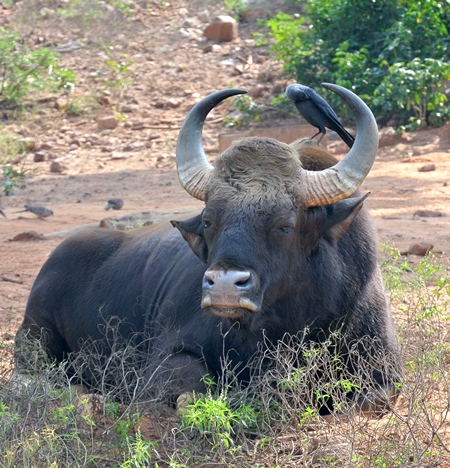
{"left": 110, "top": 152, "right": 130, "bottom": 160}
{"left": 33, "top": 152, "right": 46, "bottom": 162}
{"left": 204, "top": 15, "right": 238, "bottom": 42}
{"left": 166, "top": 98, "right": 184, "bottom": 108}
{"left": 50, "top": 161, "right": 66, "bottom": 173}
{"left": 120, "top": 103, "right": 140, "bottom": 113}
{"left": 54, "top": 97, "right": 67, "bottom": 110}
{"left": 248, "top": 84, "right": 265, "bottom": 98}
{"left": 55, "top": 41, "right": 84, "bottom": 53}
{"left": 413, "top": 210, "right": 445, "bottom": 218}
{"left": 130, "top": 120, "right": 145, "bottom": 130}
{"left": 407, "top": 242, "right": 434, "bottom": 256}
{"left": 418, "top": 164, "right": 436, "bottom": 172}
{"left": 197, "top": 8, "right": 210, "bottom": 20}
{"left": 2, "top": 275, "right": 23, "bottom": 284}
{"left": 272, "top": 83, "right": 283, "bottom": 95}
{"left": 38, "top": 142, "right": 53, "bottom": 150}
{"left": 98, "top": 96, "right": 113, "bottom": 106}
{"left": 97, "top": 115, "right": 119, "bottom": 130}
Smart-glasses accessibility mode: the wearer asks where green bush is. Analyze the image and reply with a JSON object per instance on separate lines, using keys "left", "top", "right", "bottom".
{"left": 0, "top": 27, "right": 75, "bottom": 108}
{"left": 266, "top": 0, "right": 450, "bottom": 128}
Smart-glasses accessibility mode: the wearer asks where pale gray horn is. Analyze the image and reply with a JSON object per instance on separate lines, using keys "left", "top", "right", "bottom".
{"left": 176, "top": 88, "right": 247, "bottom": 200}
{"left": 302, "top": 83, "right": 379, "bottom": 207}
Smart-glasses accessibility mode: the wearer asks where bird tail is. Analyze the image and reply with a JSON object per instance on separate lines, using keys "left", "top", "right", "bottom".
{"left": 340, "top": 129, "right": 355, "bottom": 148}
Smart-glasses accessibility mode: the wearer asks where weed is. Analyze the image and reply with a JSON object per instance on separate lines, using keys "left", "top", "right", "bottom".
{"left": 1, "top": 165, "right": 29, "bottom": 196}
{"left": 121, "top": 428, "right": 157, "bottom": 468}
{"left": 223, "top": 0, "right": 247, "bottom": 20}
{"left": 0, "top": 28, "right": 75, "bottom": 108}
{"left": 0, "top": 130, "right": 27, "bottom": 165}
{"left": 66, "top": 93, "right": 100, "bottom": 117}
{"left": 180, "top": 390, "right": 257, "bottom": 452}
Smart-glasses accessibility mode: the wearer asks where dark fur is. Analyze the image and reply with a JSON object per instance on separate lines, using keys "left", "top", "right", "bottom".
{"left": 15, "top": 137, "right": 402, "bottom": 412}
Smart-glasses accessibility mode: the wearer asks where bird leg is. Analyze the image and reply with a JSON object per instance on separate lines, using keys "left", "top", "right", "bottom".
{"left": 309, "top": 129, "right": 326, "bottom": 144}
{"left": 316, "top": 130, "right": 326, "bottom": 144}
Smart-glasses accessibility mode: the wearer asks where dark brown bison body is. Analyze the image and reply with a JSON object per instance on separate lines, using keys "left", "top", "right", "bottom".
{"left": 16, "top": 86, "right": 402, "bottom": 414}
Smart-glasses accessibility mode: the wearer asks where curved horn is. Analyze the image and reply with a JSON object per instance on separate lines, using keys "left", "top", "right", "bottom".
{"left": 176, "top": 88, "right": 247, "bottom": 200}
{"left": 302, "top": 83, "right": 379, "bottom": 207}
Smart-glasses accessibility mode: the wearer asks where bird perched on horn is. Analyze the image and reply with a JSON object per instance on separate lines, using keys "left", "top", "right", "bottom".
{"left": 16, "top": 205, "right": 53, "bottom": 219}
{"left": 104, "top": 198, "right": 124, "bottom": 211}
{"left": 286, "top": 83, "right": 355, "bottom": 148}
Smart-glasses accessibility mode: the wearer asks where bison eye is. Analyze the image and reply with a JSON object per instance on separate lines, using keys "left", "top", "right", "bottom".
{"left": 276, "top": 226, "right": 294, "bottom": 234}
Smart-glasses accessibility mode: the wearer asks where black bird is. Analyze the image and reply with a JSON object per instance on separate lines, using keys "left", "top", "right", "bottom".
{"left": 286, "top": 83, "right": 355, "bottom": 148}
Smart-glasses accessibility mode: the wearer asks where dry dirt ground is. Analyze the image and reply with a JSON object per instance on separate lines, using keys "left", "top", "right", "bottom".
{"left": 0, "top": 1, "right": 449, "bottom": 348}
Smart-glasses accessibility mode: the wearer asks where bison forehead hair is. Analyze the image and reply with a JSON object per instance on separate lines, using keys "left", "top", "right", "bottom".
{"left": 209, "top": 137, "right": 303, "bottom": 202}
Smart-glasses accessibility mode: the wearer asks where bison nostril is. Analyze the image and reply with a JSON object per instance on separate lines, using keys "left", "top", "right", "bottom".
{"left": 234, "top": 273, "right": 253, "bottom": 290}
{"left": 203, "top": 271, "right": 215, "bottom": 289}
{"left": 203, "top": 269, "right": 254, "bottom": 293}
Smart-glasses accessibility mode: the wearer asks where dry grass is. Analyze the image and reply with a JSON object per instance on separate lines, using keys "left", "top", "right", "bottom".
{"left": 1, "top": 251, "right": 449, "bottom": 467}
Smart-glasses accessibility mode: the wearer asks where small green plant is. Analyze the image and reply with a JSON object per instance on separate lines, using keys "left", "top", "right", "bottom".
{"left": 223, "top": 0, "right": 247, "bottom": 19}
{"left": 121, "top": 429, "right": 157, "bottom": 468}
{"left": 66, "top": 93, "right": 100, "bottom": 116}
{"left": 0, "top": 28, "right": 75, "bottom": 108}
{"left": 106, "top": 401, "right": 141, "bottom": 448}
{"left": 0, "top": 401, "right": 21, "bottom": 435}
{"left": 180, "top": 390, "right": 257, "bottom": 450}
{"left": 1, "top": 165, "right": 28, "bottom": 196}
{"left": 380, "top": 243, "right": 415, "bottom": 297}
{"left": 0, "top": 130, "right": 28, "bottom": 165}
{"left": 92, "top": 59, "right": 133, "bottom": 94}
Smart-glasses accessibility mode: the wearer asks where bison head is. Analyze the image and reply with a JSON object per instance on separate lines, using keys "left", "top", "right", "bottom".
{"left": 172, "top": 86, "right": 378, "bottom": 325}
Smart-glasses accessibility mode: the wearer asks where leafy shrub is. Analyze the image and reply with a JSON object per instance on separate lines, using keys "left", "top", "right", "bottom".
{"left": 266, "top": 0, "right": 450, "bottom": 128}
{"left": 0, "top": 27, "right": 75, "bottom": 108}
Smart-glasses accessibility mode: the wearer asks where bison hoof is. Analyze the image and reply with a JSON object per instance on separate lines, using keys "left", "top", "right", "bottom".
{"left": 176, "top": 392, "right": 197, "bottom": 413}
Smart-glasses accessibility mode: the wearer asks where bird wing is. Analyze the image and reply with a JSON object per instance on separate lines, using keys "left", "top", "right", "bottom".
{"left": 305, "top": 87, "right": 355, "bottom": 147}
{"left": 304, "top": 87, "right": 344, "bottom": 126}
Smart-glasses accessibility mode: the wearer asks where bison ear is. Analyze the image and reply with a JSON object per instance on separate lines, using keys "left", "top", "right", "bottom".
{"left": 324, "top": 193, "right": 370, "bottom": 245}
{"left": 171, "top": 215, "right": 209, "bottom": 263}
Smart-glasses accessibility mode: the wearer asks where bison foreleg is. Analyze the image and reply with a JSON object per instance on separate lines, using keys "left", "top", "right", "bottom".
{"left": 141, "top": 353, "right": 211, "bottom": 406}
